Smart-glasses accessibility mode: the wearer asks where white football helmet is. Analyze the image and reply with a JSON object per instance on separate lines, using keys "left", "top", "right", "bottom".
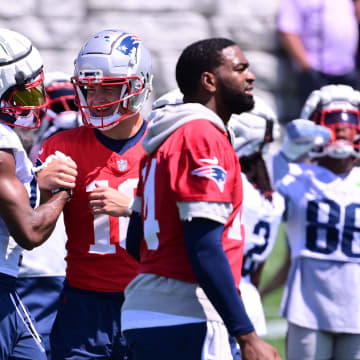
{"left": 300, "top": 84, "right": 360, "bottom": 159}
{"left": 0, "top": 28, "right": 47, "bottom": 129}
{"left": 227, "top": 96, "right": 280, "bottom": 158}
{"left": 72, "top": 29, "right": 153, "bottom": 129}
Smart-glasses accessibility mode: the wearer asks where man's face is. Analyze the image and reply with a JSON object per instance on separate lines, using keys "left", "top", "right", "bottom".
{"left": 86, "top": 84, "right": 123, "bottom": 117}
{"left": 214, "top": 45, "right": 256, "bottom": 116}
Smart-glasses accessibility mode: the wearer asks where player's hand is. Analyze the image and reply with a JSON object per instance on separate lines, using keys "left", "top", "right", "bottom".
{"left": 36, "top": 157, "right": 77, "bottom": 191}
{"left": 88, "top": 183, "right": 133, "bottom": 217}
{"left": 281, "top": 118, "right": 331, "bottom": 161}
{"left": 236, "top": 331, "right": 282, "bottom": 360}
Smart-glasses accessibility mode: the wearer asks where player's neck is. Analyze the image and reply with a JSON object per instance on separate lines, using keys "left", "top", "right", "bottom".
{"left": 99, "top": 113, "right": 143, "bottom": 140}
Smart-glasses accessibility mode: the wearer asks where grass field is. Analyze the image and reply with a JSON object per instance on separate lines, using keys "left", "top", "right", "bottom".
{"left": 259, "top": 224, "right": 288, "bottom": 359}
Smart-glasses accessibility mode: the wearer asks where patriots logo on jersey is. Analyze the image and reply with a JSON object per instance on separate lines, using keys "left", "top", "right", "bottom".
{"left": 191, "top": 163, "right": 227, "bottom": 192}
{"left": 116, "top": 34, "right": 140, "bottom": 63}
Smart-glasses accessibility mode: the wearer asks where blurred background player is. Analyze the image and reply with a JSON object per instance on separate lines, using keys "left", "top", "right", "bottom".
{"left": 37, "top": 29, "right": 153, "bottom": 359}
{"left": 268, "top": 84, "right": 360, "bottom": 360}
{"left": 29, "top": 72, "right": 80, "bottom": 163}
{"left": 0, "top": 28, "right": 77, "bottom": 360}
{"left": 227, "top": 97, "right": 285, "bottom": 339}
{"left": 16, "top": 72, "right": 80, "bottom": 359}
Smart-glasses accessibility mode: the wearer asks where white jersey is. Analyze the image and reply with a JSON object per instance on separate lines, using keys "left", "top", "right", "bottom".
{"left": 0, "top": 124, "right": 38, "bottom": 277}
{"left": 18, "top": 214, "right": 67, "bottom": 277}
{"left": 241, "top": 174, "right": 285, "bottom": 277}
{"left": 276, "top": 160, "right": 360, "bottom": 332}
{"left": 240, "top": 174, "right": 284, "bottom": 335}
{"left": 277, "top": 163, "right": 360, "bottom": 263}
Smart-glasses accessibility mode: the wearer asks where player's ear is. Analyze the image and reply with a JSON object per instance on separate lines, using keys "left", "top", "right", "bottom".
{"left": 201, "top": 72, "right": 216, "bottom": 93}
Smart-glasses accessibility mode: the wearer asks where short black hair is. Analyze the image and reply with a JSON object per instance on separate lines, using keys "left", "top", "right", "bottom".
{"left": 175, "top": 38, "right": 236, "bottom": 97}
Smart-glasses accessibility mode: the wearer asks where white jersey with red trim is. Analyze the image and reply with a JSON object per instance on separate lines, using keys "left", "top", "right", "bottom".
{"left": 39, "top": 126, "right": 143, "bottom": 292}
{"left": 0, "top": 124, "right": 39, "bottom": 277}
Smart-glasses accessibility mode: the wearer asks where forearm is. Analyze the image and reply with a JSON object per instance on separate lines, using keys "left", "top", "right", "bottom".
{"left": 7, "top": 190, "right": 69, "bottom": 250}
{"left": 183, "top": 218, "right": 254, "bottom": 336}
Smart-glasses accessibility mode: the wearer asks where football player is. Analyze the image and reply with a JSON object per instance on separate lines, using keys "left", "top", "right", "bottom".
{"left": 16, "top": 72, "right": 80, "bottom": 359}
{"left": 152, "top": 91, "right": 286, "bottom": 344}
{"left": 272, "top": 84, "right": 360, "bottom": 359}
{"left": 227, "top": 97, "right": 285, "bottom": 339}
{"left": 122, "top": 38, "right": 281, "bottom": 360}
{"left": 0, "top": 28, "right": 76, "bottom": 359}
{"left": 37, "top": 29, "right": 152, "bottom": 359}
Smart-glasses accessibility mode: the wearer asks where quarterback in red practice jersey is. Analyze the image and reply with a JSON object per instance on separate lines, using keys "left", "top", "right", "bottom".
{"left": 37, "top": 29, "right": 152, "bottom": 360}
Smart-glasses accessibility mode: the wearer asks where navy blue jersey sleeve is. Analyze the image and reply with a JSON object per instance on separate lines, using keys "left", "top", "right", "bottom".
{"left": 126, "top": 212, "right": 143, "bottom": 262}
{"left": 183, "top": 218, "right": 254, "bottom": 336}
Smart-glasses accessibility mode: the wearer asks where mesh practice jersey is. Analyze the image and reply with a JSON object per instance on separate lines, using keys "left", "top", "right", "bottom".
{"left": 39, "top": 126, "right": 143, "bottom": 292}
{"left": 137, "top": 119, "right": 245, "bottom": 287}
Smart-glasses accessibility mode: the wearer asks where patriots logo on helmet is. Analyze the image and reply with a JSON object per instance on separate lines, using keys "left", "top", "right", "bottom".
{"left": 191, "top": 165, "right": 227, "bottom": 192}
{"left": 116, "top": 34, "right": 140, "bottom": 63}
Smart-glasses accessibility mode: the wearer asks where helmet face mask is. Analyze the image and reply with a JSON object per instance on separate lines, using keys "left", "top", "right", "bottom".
{"left": 313, "top": 108, "right": 360, "bottom": 132}
{"left": 0, "top": 28, "right": 48, "bottom": 129}
{"left": 72, "top": 73, "right": 145, "bottom": 129}
{"left": 301, "top": 85, "right": 360, "bottom": 159}
{"left": 44, "top": 79, "right": 77, "bottom": 122}
{"left": 310, "top": 108, "right": 360, "bottom": 158}
{"left": 0, "top": 70, "right": 48, "bottom": 129}
{"left": 72, "top": 30, "right": 152, "bottom": 129}
{"left": 33, "top": 72, "right": 79, "bottom": 144}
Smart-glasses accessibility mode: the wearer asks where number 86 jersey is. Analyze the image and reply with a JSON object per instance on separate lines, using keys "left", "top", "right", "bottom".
{"left": 277, "top": 162, "right": 360, "bottom": 263}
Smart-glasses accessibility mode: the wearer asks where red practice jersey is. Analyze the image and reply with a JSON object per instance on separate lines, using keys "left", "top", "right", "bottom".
{"left": 137, "top": 119, "right": 245, "bottom": 287}
{"left": 39, "top": 126, "right": 144, "bottom": 292}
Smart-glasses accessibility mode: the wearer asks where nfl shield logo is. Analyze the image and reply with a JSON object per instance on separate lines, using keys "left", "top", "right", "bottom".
{"left": 117, "top": 160, "right": 128, "bottom": 171}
